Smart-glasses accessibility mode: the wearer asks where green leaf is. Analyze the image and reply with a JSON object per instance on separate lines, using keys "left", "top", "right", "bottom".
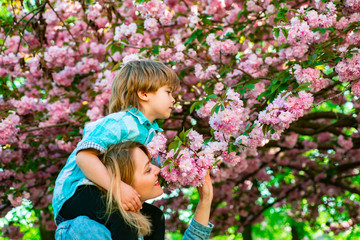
{"left": 262, "top": 124, "right": 270, "bottom": 135}
{"left": 190, "top": 101, "right": 203, "bottom": 114}
{"left": 273, "top": 28, "right": 280, "bottom": 39}
{"left": 202, "top": 17, "right": 212, "bottom": 25}
{"left": 152, "top": 45, "right": 159, "bottom": 55}
{"left": 239, "top": 87, "right": 246, "bottom": 95}
{"left": 206, "top": 94, "right": 219, "bottom": 100}
{"left": 168, "top": 136, "right": 182, "bottom": 151}
{"left": 210, "top": 103, "right": 220, "bottom": 115}
{"left": 184, "top": 29, "right": 202, "bottom": 45}
{"left": 246, "top": 84, "right": 255, "bottom": 89}
{"left": 296, "top": 82, "right": 311, "bottom": 91}
{"left": 281, "top": 28, "right": 288, "bottom": 39}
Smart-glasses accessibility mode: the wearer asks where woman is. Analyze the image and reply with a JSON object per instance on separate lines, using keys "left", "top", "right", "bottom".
{"left": 55, "top": 141, "right": 213, "bottom": 240}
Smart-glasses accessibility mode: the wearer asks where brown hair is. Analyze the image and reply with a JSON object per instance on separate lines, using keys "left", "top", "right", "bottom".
{"left": 100, "top": 141, "right": 152, "bottom": 237}
{"left": 109, "top": 60, "right": 180, "bottom": 113}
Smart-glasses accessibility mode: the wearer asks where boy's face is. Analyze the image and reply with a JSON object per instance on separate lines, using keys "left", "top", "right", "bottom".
{"left": 144, "top": 85, "right": 175, "bottom": 121}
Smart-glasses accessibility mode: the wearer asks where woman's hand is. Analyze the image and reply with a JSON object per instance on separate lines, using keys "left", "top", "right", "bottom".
{"left": 194, "top": 171, "right": 213, "bottom": 226}
{"left": 197, "top": 171, "right": 213, "bottom": 204}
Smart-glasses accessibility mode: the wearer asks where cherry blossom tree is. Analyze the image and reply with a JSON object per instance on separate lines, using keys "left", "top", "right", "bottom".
{"left": 0, "top": 0, "right": 359, "bottom": 239}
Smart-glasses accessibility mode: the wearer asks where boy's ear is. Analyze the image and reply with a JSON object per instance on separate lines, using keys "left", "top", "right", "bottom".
{"left": 137, "top": 91, "right": 149, "bottom": 102}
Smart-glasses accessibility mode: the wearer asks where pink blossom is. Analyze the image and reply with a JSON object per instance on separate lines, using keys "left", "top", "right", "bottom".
{"left": 122, "top": 54, "right": 140, "bottom": 64}
{"left": 44, "top": 46, "right": 75, "bottom": 67}
{"left": 0, "top": 113, "right": 20, "bottom": 145}
{"left": 206, "top": 33, "right": 216, "bottom": 45}
{"left": 197, "top": 101, "right": 216, "bottom": 118}
{"left": 352, "top": 81, "right": 360, "bottom": 97}
{"left": 147, "top": 133, "right": 167, "bottom": 158}
{"left": 8, "top": 193, "right": 23, "bottom": 207}
{"left": 10, "top": 96, "right": 44, "bottom": 115}
{"left": 188, "top": 130, "right": 204, "bottom": 151}
{"left": 214, "top": 82, "right": 224, "bottom": 94}
{"left": 114, "top": 23, "right": 137, "bottom": 40}
{"left": 221, "top": 39, "right": 238, "bottom": 55}
{"left": 293, "top": 64, "right": 330, "bottom": 92}
{"left": 188, "top": 15, "right": 199, "bottom": 28}
{"left": 86, "top": 106, "right": 103, "bottom": 121}
{"left": 52, "top": 66, "right": 76, "bottom": 86}
{"left": 43, "top": 10, "right": 59, "bottom": 26}
{"left": 1, "top": 224, "right": 24, "bottom": 239}
{"left": 87, "top": 2, "right": 102, "bottom": 21}
{"left": 144, "top": 18, "right": 159, "bottom": 32}
{"left": 338, "top": 135, "right": 353, "bottom": 150}
{"left": 160, "top": 10, "right": 173, "bottom": 25}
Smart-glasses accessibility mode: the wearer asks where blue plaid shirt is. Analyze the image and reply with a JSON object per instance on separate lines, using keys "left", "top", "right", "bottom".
{"left": 52, "top": 108, "right": 160, "bottom": 219}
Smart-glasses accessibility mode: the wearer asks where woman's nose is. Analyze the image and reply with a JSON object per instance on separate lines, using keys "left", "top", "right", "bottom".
{"left": 154, "top": 165, "right": 161, "bottom": 175}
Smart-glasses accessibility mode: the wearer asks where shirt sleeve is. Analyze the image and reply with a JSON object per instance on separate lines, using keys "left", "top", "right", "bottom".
{"left": 183, "top": 219, "right": 214, "bottom": 240}
{"left": 76, "top": 118, "right": 128, "bottom": 154}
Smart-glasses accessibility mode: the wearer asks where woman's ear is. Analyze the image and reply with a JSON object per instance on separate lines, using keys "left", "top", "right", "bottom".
{"left": 137, "top": 91, "right": 149, "bottom": 102}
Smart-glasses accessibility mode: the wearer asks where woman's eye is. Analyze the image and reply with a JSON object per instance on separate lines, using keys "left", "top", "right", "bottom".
{"left": 147, "top": 168, "right": 152, "bottom": 173}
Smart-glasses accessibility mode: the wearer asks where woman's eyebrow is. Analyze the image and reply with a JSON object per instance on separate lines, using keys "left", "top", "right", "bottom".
{"left": 143, "top": 161, "right": 151, "bottom": 172}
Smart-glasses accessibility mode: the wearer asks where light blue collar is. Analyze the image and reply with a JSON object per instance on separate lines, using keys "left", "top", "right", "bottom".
{"left": 127, "top": 107, "right": 161, "bottom": 131}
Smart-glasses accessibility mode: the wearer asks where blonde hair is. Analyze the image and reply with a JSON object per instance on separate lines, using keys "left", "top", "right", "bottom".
{"left": 109, "top": 60, "right": 180, "bottom": 113}
{"left": 100, "top": 141, "right": 152, "bottom": 237}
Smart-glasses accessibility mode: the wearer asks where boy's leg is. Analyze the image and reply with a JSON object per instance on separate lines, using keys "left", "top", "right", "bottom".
{"left": 141, "top": 203, "right": 165, "bottom": 240}
{"left": 59, "top": 185, "right": 137, "bottom": 240}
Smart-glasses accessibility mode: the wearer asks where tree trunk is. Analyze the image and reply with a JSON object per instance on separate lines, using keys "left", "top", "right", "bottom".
{"left": 243, "top": 224, "right": 252, "bottom": 240}
{"left": 39, "top": 224, "right": 55, "bottom": 240}
{"left": 291, "top": 224, "right": 299, "bottom": 240}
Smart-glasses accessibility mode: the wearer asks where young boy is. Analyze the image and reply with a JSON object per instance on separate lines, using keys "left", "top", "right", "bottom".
{"left": 53, "top": 60, "right": 179, "bottom": 238}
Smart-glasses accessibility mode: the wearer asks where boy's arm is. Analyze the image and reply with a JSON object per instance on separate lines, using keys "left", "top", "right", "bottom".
{"left": 76, "top": 149, "right": 142, "bottom": 211}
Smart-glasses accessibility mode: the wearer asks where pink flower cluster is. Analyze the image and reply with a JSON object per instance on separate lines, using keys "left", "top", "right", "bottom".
{"left": 335, "top": 51, "right": 360, "bottom": 82}
{"left": 277, "top": 18, "right": 314, "bottom": 46}
{"left": 258, "top": 91, "right": 313, "bottom": 139}
{"left": 147, "top": 132, "right": 167, "bottom": 158}
{"left": 293, "top": 64, "right": 330, "bottom": 92}
{"left": 10, "top": 96, "right": 44, "bottom": 115}
{"left": 206, "top": 34, "right": 239, "bottom": 61}
{"left": 41, "top": 99, "right": 72, "bottom": 126}
{"left": 337, "top": 135, "right": 353, "bottom": 151}
{"left": 44, "top": 46, "right": 75, "bottom": 67}
{"left": 194, "top": 64, "right": 217, "bottom": 80}
{"left": 146, "top": 130, "right": 215, "bottom": 187}
{"left": 147, "top": 128, "right": 249, "bottom": 188}
{"left": 1, "top": 223, "right": 24, "bottom": 239}
{"left": 161, "top": 148, "right": 208, "bottom": 188}
{"left": 238, "top": 54, "right": 265, "bottom": 77}
{"left": 209, "top": 89, "right": 249, "bottom": 136}
{"left": 114, "top": 23, "right": 137, "bottom": 41}
{"left": 138, "top": 0, "right": 174, "bottom": 32}
{"left": 196, "top": 101, "right": 216, "bottom": 118}
{"left": 7, "top": 191, "right": 30, "bottom": 207}
{"left": 344, "top": 0, "right": 360, "bottom": 11}
{"left": 352, "top": 81, "right": 360, "bottom": 97}
{"left": 0, "top": 113, "right": 20, "bottom": 145}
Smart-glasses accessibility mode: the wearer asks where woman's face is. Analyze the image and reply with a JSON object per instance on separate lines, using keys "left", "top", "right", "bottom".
{"left": 131, "top": 147, "right": 163, "bottom": 202}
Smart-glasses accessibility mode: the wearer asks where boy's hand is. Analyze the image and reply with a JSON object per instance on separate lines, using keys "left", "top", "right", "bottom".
{"left": 120, "top": 181, "right": 142, "bottom": 212}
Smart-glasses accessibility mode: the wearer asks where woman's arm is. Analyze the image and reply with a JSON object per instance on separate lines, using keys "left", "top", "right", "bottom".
{"left": 193, "top": 172, "right": 213, "bottom": 226}
{"left": 183, "top": 172, "right": 214, "bottom": 240}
